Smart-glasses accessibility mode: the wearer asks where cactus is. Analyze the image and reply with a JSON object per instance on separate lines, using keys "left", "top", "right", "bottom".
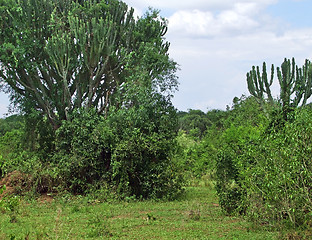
{"left": 277, "top": 58, "right": 296, "bottom": 110}
{"left": 247, "top": 57, "right": 312, "bottom": 121}
{"left": 277, "top": 58, "right": 312, "bottom": 120}
{"left": 246, "top": 62, "right": 274, "bottom": 109}
{"left": 294, "top": 59, "right": 312, "bottom": 106}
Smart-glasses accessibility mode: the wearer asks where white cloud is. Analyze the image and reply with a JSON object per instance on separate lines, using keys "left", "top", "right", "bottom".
{"left": 168, "top": 8, "right": 259, "bottom": 38}
{"left": 166, "top": 1, "right": 281, "bottom": 39}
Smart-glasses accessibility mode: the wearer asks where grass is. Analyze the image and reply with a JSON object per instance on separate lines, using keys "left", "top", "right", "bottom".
{"left": 0, "top": 186, "right": 278, "bottom": 239}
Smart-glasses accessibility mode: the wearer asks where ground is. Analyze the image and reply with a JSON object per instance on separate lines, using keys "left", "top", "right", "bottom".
{"left": 0, "top": 177, "right": 279, "bottom": 239}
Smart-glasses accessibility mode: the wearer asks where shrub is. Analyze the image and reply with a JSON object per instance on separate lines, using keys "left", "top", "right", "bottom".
{"left": 50, "top": 89, "right": 184, "bottom": 199}
{"left": 107, "top": 90, "right": 184, "bottom": 199}
{"left": 215, "top": 96, "right": 267, "bottom": 215}
{"left": 244, "top": 108, "right": 312, "bottom": 227}
{"left": 215, "top": 124, "right": 262, "bottom": 215}
{"left": 52, "top": 109, "right": 114, "bottom": 193}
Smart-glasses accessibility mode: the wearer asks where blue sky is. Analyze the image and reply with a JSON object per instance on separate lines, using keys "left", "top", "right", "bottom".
{"left": 1, "top": 0, "right": 312, "bottom": 117}
{"left": 267, "top": 0, "right": 311, "bottom": 28}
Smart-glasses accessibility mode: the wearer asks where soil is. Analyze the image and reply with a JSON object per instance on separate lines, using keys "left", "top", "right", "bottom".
{"left": 0, "top": 170, "right": 32, "bottom": 199}
{"left": 0, "top": 171, "right": 55, "bottom": 203}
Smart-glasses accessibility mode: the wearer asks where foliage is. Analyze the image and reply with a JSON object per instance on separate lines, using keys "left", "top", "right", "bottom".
{"left": 0, "top": 185, "right": 5, "bottom": 210}
{"left": 0, "top": 128, "right": 38, "bottom": 176}
{"left": 174, "top": 107, "right": 228, "bottom": 185}
{"left": 0, "top": 0, "right": 178, "bottom": 129}
{"left": 50, "top": 85, "right": 184, "bottom": 198}
{"left": 177, "top": 109, "right": 227, "bottom": 139}
{"left": 244, "top": 108, "right": 312, "bottom": 227}
{"left": 0, "top": 0, "right": 180, "bottom": 202}
{"left": 178, "top": 109, "right": 210, "bottom": 138}
{"left": 110, "top": 86, "right": 184, "bottom": 199}
{"left": 175, "top": 130, "right": 219, "bottom": 182}
{"left": 0, "top": 115, "right": 24, "bottom": 137}
{"left": 213, "top": 94, "right": 312, "bottom": 233}
{"left": 214, "top": 96, "right": 268, "bottom": 215}
{"left": 52, "top": 108, "right": 113, "bottom": 193}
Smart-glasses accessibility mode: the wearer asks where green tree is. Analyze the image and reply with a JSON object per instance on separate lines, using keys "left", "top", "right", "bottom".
{"left": 0, "top": 114, "right": 24, "bottom": 136}
{"left": 178, "top": 109, "right": 210, "bottom": 138}
{"left": 0, "top": 0, "right": 178, "bottom": 129}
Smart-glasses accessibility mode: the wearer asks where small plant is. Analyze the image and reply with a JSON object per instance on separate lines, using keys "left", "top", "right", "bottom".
{"left": 87, "top": 213, "right": 112, "bottom": 238}
{"left": 0, "top": 184, "right": 5, "bottom": 194}
{"left": 188, "top": 209, "right": 201, "bottom": 221}
{"left": 146, "top": 213, "right": 157, "bottom": 222}
{"left": 0, "top": 191, "right": 20, "bottom": 223}
{"left": 0, "top": 185, "right": 6, "bottom": 214}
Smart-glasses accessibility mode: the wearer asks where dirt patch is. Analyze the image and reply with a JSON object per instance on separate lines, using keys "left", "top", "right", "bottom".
{"left": 1, "top": 171, "right": 56, "bottom": 203}
{"left": 38, "top": 193, "right": 54, "bottom": 204}
{"left": 0, "top": 171, "right": 32, "bottom": 198}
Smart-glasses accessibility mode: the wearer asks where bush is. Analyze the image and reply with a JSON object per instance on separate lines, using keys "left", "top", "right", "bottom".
{"left": 215, "top": 99, "right": 312, "bottom": 230}
{"left": 50, "top": 89, "right": 184, "bottom": 199}
{"left": 215, "top": 96, "right": 267, "bottom": 215}
{"left": 174, "top": 128, "right": 221, "bottom": 183}
{"left": 244, "top": 108, "right": 312, "bottom": 227}
{"left": 215, "top": 124, "right": 262, "bottom": 215}
{"left": 0, "top": 128, "right": 41, "bottom": 177}
{"left": 52, "top": 108, "right": 114, "bottom": 193}
{"left": 107, "top": 89, "right": 184, "bottom": 199}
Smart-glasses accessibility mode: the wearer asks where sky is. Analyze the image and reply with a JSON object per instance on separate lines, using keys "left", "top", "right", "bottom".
{"left": 1, "top": 0, "right": 312, "bottom": 117}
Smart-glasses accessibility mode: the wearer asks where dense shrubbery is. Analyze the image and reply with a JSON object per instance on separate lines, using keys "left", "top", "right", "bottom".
{"left": 2, "top": 90, "right": 312, "bottom": 233}
{"left": 212, "top": 96, "right": 312, "bottom": 231}
{"left": 50, "top": 89, "right": 184, "bottom": 199}
{"left": 175, "top": 108, "right": 228, "bottom": 181}
{"left": 175, "top": 95, "right": 312, "bottom": 232}
{"left": 244, "top": 108, "right": 312, "bottom": 227}
{"left": 0, "top": 89, "right": 184, "bottom": 200}
{"left": 0, "top": 0, "right": 182, "bottom": 200}
{"left": 214, "top": 96, "right": 267, "bottom": 215}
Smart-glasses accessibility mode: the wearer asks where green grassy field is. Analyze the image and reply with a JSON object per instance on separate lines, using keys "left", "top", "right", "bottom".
{"left": 0, "top": 186, "right": 278, "bottom": 239}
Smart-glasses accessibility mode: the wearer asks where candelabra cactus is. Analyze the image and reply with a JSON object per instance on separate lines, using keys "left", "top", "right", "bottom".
{"left": 246, "top": 62, "right": 274, "bottom": 113}
{"left": 247, "top": 57, "right": 312, "bottom": 121}
{"left": 293, "top": 59, "right": 312, "bottom": 107}
{"left": 277, "top": 58, "right": 296, "bottom": 110}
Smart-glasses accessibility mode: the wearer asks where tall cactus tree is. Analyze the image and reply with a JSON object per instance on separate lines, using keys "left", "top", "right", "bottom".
{"left": 277, "top": 58, "right": 296, "bottom": 111}
{"left": 247, "top": 58, "right": 312, "bottom": 121}
{"left": 292, "top": 59, "right": 312, "bottom": 107}
{"left": 277, "top": 58, "right": 312, "bottom": 120}
{"left": 0, "top": 0, "right": 178, "bottom": 129}
{"left": 246, "top": 62, "right": 274, "bottom": 115}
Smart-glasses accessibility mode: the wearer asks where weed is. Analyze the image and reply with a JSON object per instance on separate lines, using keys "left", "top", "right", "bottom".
{"left": 87, "top": 213, "right": 112, "bottom": 238}
{"left": 146, "top": 213, "right": 157, "bottom": 222}
{"left": 188, "top": 209, "right": 201, "bottom": 221}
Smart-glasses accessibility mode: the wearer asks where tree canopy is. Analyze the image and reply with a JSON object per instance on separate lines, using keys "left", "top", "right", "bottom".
{"left": 0, "top": 0, "right": 178, "bottom": 129}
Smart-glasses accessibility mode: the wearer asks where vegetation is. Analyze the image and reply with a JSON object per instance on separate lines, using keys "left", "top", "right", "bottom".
{"left": 0, "top": 186, "right": 279, "bottom": 239}
{"left": 0, "top": 0, "right": 178, "bottom": 129}
{"left": 0, "top": 0, "right": 182, "bottom": 200}
{"left": 0, "top": 0, "right": 312, "bottom": 239}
